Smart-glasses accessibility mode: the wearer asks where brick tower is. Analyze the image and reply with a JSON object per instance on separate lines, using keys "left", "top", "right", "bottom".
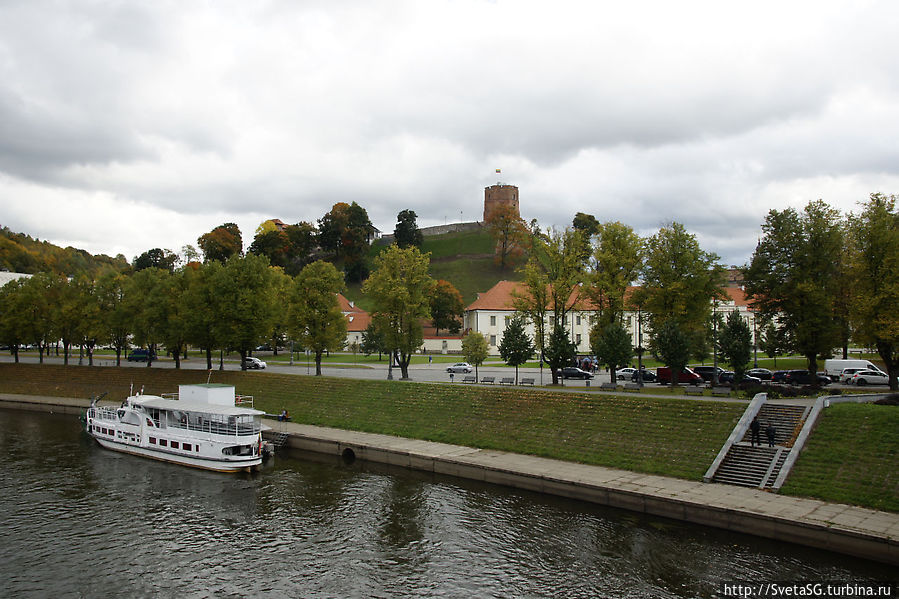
{"left": 483, "top": 184, "right": 520, "bottom": 222}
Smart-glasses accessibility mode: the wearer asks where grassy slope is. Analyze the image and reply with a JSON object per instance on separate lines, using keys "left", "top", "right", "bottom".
{"left": 345, "top": 228, "right": 522, "bottom": 309}
{"left": 779, "top": 402, "right": 899, "bottom": 512}
{"left": 1, "top": 363, "right": 739, "bottom": 480}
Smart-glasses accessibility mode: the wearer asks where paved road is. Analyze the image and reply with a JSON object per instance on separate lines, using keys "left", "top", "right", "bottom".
{"left": 2, "top": 353, "right": 886, "bottom": 393}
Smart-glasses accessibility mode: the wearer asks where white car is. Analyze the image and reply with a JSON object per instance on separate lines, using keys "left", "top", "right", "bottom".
{"left": 244, "top": 356, "right": 267, "bottom": 369}
{"left": 849, "top": 370, "right": 888, "bottom": 386}
{"left": 617, "top": 367, "right": 637, "bottom": 380}
{"left": 446, "top": 362, "right": 473, "bottom": 373}
{"left": 839, "top": 368, "right": 866, "bottom": 384}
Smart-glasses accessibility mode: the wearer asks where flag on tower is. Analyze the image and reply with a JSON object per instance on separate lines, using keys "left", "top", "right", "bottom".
{"left": 496, "top": 168, "right": 501, "bottom": 174}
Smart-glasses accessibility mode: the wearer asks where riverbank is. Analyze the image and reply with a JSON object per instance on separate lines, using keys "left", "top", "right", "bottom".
{"left": 3, "top": 392, "right": 896, "bottom": 565}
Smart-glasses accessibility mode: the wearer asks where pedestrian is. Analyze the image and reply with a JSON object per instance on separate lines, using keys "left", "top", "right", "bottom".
{"left": 428, "top": 355, "right": 432, "bottom": 364}
{"left": 766, "top": 422, "right": 776, "bottom": 447}
{"left": 750, "top": 416, "right": 761, "bottom": 447}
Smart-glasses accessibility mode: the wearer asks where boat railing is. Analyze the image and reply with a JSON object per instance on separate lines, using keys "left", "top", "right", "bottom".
{"left": 235, "top": 395, "right": 254, "bottom": 408}
{"left": 88, "top": 405, "right": 119, "bottom": 421}
{"left": 166, "top": 418, "right": 261, "bottom": 437}
{"left": 161, "top": 393, "right": 178, "bottom": 401}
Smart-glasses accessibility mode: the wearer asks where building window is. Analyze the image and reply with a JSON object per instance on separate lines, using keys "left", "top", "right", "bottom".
{"left": 504, "top": 316, "right": 509, "bottom": 325}
{"left": 490, "top": 315, "right": 496, "bottom": 326}
{"left": 490, "top": 335, "right": 496, "bottom": 346}
{"left": 576, "top": 315, "right": 581, "bottom": 326}
{"left": 576, "top": 334, "right": 582, "bottom": 345}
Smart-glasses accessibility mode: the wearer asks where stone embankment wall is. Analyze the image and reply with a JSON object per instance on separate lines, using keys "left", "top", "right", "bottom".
{"left": 378, "top": 221, "right": 482, "bottom": 245}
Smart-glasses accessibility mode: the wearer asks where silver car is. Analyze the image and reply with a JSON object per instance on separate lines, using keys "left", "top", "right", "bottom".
{"left": 446, "top": 362, "right": 473, "bottom": 373}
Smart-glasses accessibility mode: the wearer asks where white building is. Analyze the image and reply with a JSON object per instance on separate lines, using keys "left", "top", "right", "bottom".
{"left": 464, "top": 280, "right": 758, "bottom": 356}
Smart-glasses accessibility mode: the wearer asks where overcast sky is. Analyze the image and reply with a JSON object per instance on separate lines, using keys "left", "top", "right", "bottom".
{"left": 2, "top": 0, "right": 897, "bottom": 268}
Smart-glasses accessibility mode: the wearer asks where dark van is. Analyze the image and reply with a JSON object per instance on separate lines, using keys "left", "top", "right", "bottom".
{"left": 656, "top": 366, "right": 703, "bottom": 386}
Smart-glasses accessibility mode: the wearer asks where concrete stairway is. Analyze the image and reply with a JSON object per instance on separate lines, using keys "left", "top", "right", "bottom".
{"left": 710, "top": 403, "right": 809, "bottom": 489}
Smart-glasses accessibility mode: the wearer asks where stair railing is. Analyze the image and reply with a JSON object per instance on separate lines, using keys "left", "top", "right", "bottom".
{"left": 703, "top": 393, "right": 767, "bottom": 483}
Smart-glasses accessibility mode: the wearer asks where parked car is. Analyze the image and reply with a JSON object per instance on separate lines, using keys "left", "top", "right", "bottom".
{"left": 446, "top": 362, "right": 473, "bottom": 374}
{"left": 243, "top": 356, "right": 267, "bottom": 369}
{"left": 631, "top": 369, "right": 657, "bottom": 383}
{"left": 693, "top": 366, "right": 725, "bottom": 383}
{"left": 127, "top": 349, "right": 157, "bottom": 362}
{"left": 771, "top": 370, "right": 790, "bottom": 383}
{"left": 560, "top": 367, "right": 594, "bottom": 379}
{"left": 656, "top": 367, "right": 703, "bottom": 386}
{"left": 824, "top": 359, "right": 883, "bottom": 381}
{"left": 746, "top": 368, "right": 773, "bottom": 381}
{"left": 616, "top": 367, "right": 637, "bottom": 380}
{"left": 849, "top": 370, "right": 889, "bottom": 386}
{"left": 839, "top": 367, "right": 868, "bottom": 384}
{"left": 254, "top": 344, "right": 273, "bottom": 352}
{"left": 784, "top": 370, "right": 830, "bottom": 386}
{"left": 718, "top": 371, "right": 762, "bottom": 386}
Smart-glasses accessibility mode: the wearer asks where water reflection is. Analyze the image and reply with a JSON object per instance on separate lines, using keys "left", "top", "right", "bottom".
{"left": 0, "top": 408, "right": 892, "bottom": 598}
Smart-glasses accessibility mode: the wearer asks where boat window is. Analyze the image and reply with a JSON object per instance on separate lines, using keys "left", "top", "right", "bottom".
{"left": 182, "top": 443, "right": 191, "bottom": 451}
{"left": 159, "top": 439, "right": 168, "bottom": 447}
{"left": 171, "top": 441, "right": 179, "bottom": 449}
{"left": 149, "top": 437, "right": 156, "bottom": 444}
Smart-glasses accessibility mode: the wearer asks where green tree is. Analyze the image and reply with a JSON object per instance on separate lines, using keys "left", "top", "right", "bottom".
{"left": 284, "top": 221, "right": 319, "bottom": 275}
{"left": 53, "top": 275, "right": 88, "bottom": 365}
{"left": 584, "top": 222, "right": 644, "bottom": 328}
{"left": 461, "top": 330, "right": 489, "bottom": 380}
{"left": 0, "top": 279, "right": 27, "bottom": 361}
{"left": 360, "top": 322, "right": 387, "bottom": 360}
{"left": 288, "top": 261, "right": 347, "bottom": 375}
{"left": 182, "top": 261, "right": 224, "bottom": 370}
{"left": 394, "top": 209, "right": 423, "bottom": 248}
{"left": 248, "top": 229, "right": 290, "bottom": 268}
{"left": 849, "top": 192, "right": 899, "bottom": 390}
{"left": 94, "top": 272, "right": 130, "bottom": 365}
{"left": 363, "top": 245, "right": 436, "bottom": 379}
{"left": 718, "top": 310, "right": 753, "bottom": 383}
{"left": 638, "top": 222, "right": 724, "bottom": 360}
{"left": 543, "top": 324, "right": 576, "bottom": 384}
{"left": 590, "top": 321, "right": 633, "bottom": 383}
{"left": 198, "top": 223, "right": 243, "bottom": 263}
{"left": 498, "top": 314, "right": 535, "bottom": 384}
{"left": 18, "top": 272, "right": 58, "bottom": 362}
{"left": 654, "top": 320, "right": 690, "bottom": 386}
{"left": 212, "top": 254, "right": 281, "bottom": 369}
{"left": 760, "top": 320, "right": 784, "bottom": 367}
{"left": 133, "top": 248, "right": 178, "bottom": 272}
{"left": 124, "top": 268, "right": 173, "bottom": 367}
{"left": 743, "top": 200, "right": 844, "bottom": 374}
{"left": 430, "top": 279, "right": 464, "bottom": 335}
{"left": 572, "top": 212, "right": 600, "bottom": 237}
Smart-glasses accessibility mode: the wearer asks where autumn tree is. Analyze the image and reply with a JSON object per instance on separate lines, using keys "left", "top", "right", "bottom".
{"left": 362, "top": 245, "right": 436, "bottom": 379}
{"left": 849, "top": 192, "right": 899, "bottom": 389}
{"left": 486, "top": 203, "right": 528, "bottom": 270}
{"left": 394, "top": 209, "right": 423, "bottom": 248}
{"left": 430, "top": 279, "right": 464, "bottom": 335}
{"left": 743, "top": 201, "right": 844, "bottom": 374}
{"left": 318, "top": 201, "right": 375, "bottom": 282}
{"left": 288, "top": 261, "right": 347, "bottom": 375}
{"left": 198, "top": 223, "right": 243, "bottom": 263}
{"left": 248, "top": 228, "right": 290, "bottom": 269}
{"left": 498, "top": 314, "right": 535, "bottom": 384}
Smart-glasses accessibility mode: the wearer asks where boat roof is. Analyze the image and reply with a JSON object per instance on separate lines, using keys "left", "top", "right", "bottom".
{"left": 131, "top": 395, "right": 264, "bottom": 416}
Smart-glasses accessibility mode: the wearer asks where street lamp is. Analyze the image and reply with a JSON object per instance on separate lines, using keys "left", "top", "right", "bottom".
{"left": 636, "top": 309, "right": 644, "bottom": 386}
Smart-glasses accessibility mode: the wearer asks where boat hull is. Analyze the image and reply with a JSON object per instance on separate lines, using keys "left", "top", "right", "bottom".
{"left": 92, "top": 436, "right": 262, "bottom": 473}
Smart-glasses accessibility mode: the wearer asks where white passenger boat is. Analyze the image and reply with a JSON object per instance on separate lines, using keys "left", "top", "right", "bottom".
{"left": 85, "top": 383, "right": 265, "bottom": 473}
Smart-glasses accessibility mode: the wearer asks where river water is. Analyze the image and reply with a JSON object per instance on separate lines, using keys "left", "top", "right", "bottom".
{"left": 0, "top": 409, "right": 892, "bottom": 598}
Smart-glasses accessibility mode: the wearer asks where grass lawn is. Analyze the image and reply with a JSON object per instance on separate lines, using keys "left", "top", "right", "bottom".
{"left": 779, "top": 402, "right": 899, "bottom": 512}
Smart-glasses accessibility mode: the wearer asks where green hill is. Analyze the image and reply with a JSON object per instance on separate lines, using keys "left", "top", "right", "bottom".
{"left": 0, "top": 226, "right": 130, "bottom": 276}
{"left": 345, "top": 227, "right": 520, "bottom": 311}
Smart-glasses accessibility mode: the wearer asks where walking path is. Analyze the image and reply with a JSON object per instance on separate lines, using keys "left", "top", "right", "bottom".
{"left": 2, "top": 392, "right": 896, "bottom": 565}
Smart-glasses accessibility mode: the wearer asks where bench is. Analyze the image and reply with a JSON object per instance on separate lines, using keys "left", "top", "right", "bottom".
{"left": 520, "top": 377, "right": 535, "bottom": 385}
{"left": 624, "top": 383, "right": 641, "bottom": 392}
{"left": 711, "top": 387, "right": 731, "bottom": 397}
{"left": 462, "top": 375, "right": 477, "bottom": 383}
{"left": 600, "top": 382, "right": 618, "bottom": 391}
{"left": 684, "top": 387, "right": 704, "bottom": 396}
{"left": 500, "top": 377, "right": 515, "bottom": 385}
{"left": 480, "top": 376, "right": 495, "bottom": 384}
